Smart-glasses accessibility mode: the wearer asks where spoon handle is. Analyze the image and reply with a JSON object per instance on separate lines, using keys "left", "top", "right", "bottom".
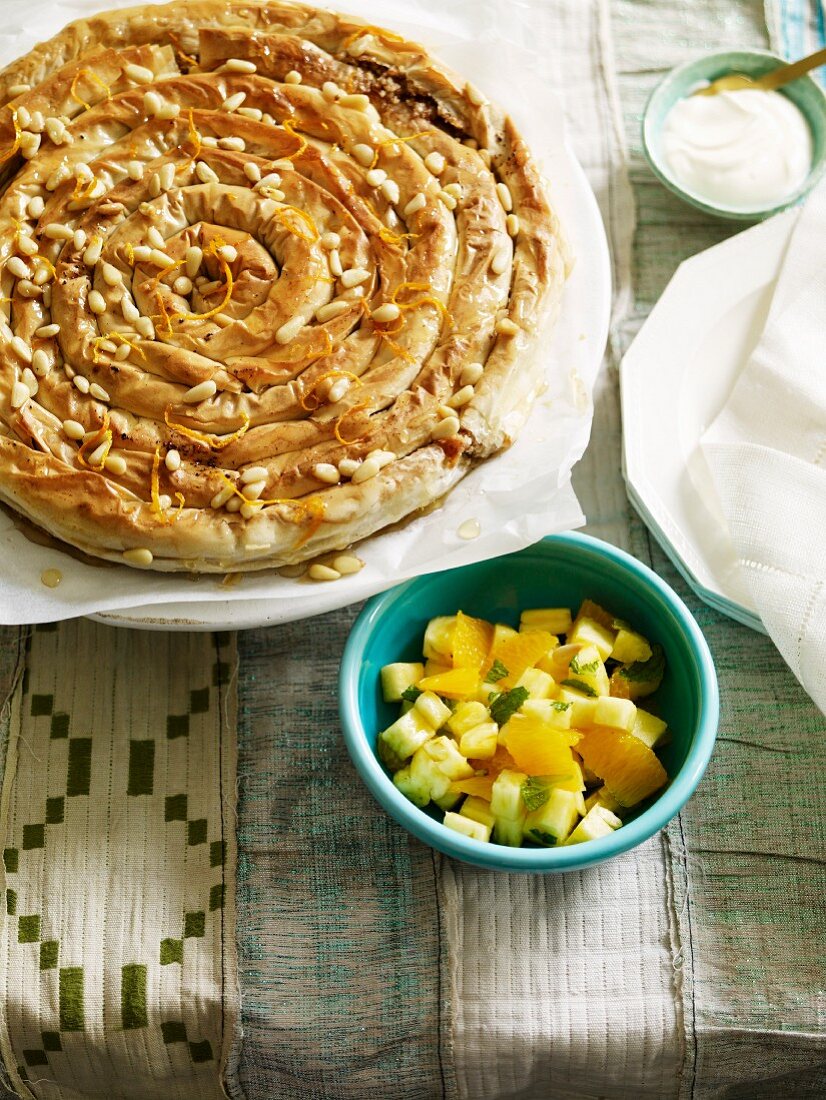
{"left": 757, "top": 46, "right": 826, "bottom": 91}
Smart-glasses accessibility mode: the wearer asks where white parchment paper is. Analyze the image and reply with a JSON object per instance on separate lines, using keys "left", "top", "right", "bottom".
{"left": 0, "top": 0, "right": 610, "bottom": 625}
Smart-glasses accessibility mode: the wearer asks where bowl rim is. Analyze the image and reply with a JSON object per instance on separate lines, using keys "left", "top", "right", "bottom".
{"left": 338, "top": 531, "right": 720, "bottom": 871}
{"left": 641, "top": 47, "right": 826, "bottom": 221}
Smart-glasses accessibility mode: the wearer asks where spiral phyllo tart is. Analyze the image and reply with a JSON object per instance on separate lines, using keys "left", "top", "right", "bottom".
{"left": 0, "top": 0, "right": 568, "bottom": 572}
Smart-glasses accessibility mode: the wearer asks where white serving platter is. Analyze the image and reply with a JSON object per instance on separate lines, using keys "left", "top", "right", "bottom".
{"left": 621, "top": 210, "right": 799, "bottom": 633}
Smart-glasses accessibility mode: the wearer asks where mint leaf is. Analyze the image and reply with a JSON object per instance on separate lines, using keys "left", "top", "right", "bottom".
{"left": 560, "top": 678, "right": 598, "bottom": 697}
{"left": 484, "top": 659, "right": 509, "bottom": 684}
{"left": 612, "top": 616, "right": 633, "bottom": 632}
{"left": 620, "top": 643, "right": 665, "bottom": 684}
{"left": 527, "top": 829, "right": 558, "bottom": 847}
{"left": 400, "top": 685, "right": 422, "bottom": 703}
{"left": 489, "top": 686, "right": 529, "bottom": 726}
{"left": 551, "top": 701, "right": 571, "bottom": 712}
{"left": 521, "top": 776, "right": 551, "bottom": 812}
{"left": 570, "top": 653, "right": 598, "bottom": 674}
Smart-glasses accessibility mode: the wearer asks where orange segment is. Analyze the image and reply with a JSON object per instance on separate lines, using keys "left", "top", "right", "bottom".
{"left": 452, "top": 611, "right": 495, "bottom": 671}
{"left": 574, "top": 599, "right": 614, "bottom": 631}
{"left": 468, "top": 745, "right": 517, "bottom": 779}
{"left": 417, "top": 667, "right": 478, "bottom": 699}
{"left": 609, "top": 670, "right": 632, "bottom": 699}
{"left": 450, "top": 776, "right": 494, "bottom": 800}
{"left": 485, "top": 630, "right": 554, "bottom": 688}
{"left": 500, "top": 713, "right": 579, "bottom": 777}
{"left": 577, "top": 725, "right": 667, "bottom": 807}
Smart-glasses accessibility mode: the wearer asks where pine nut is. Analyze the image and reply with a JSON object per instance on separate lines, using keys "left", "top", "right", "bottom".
{"left": 31, "top": 349, "right": 49, "bottom": 376}
{"left": 217, "top": 244, "right": 237, "bottom": 263}
{"left": 316, "top": 300, "right": 349, "bottom": 323}
{"left": 36, "top": 323, "right": 60, "bottom": 337}
{"left": 432, "top": 415, "right": 460, "bottom": 439}
{"left": 211, "top": 485, "right": 234, "bottom": 508}
{"left": 438, "top": 190, "right": 457, "bottom": 211}
{"left": 371, "top": 303, "right": 400, "bottom": 324}
{"left": 125, "top": 63, "right": 155, "bottom": 83}
{"left": 240, "top": 501, "right": 264, "bottom": 519}
{"left": 173, "top": 275, "right": 192, "bottom": 296}
{"left": 127, "top": 160, "right": 144, "bottom": 181}
{"left": 313, "top": 463, "right": 340, "bottom": 484}
{"left": 448, "top": 385, "right": 474, "bottom": 408}
{"left": 115, "top": 343, "right": 131, "bottom": 361}
{"left": 332, "top": 554, "right": 363, "bottom": 575}
{"left": 196, "top": 161, "right": 219, "bottom": 184}
{"left": 284, "top": 70, "right": 302, "bottom": 84}
{"left": 88, "top": 290, "right": 106, "bottom": 314}
{"left": 338, "top": 458, "right": 360, "bottom": 477}
{"left": 328, "top": 249, "right": 343, "bottom": 278}
{"left": 182, "top": 379, "right": 217, "bottom": 403}
{"left": 424, "top": 151, "right": 445, "bottom": 175}
{"left": 495, "top": 318, "right": 519, "bottom": 336}
{"left": 123, "top": 548, "right": 153, "bottom": 566}
{"left": 159, "top": 163, "right": 176, "bottom": 190}
{"left": 6, "top": 256, "right": 30, "bottom": 279}
{"left": 320, "top": 232, "right": 341, "bottom": 250}
{"left": 121, "top": 297, "right": 140, "bottom": 323}
{"left": 156, "top": 103, "right": 180, "bottom": 120}
{"left": 102, "top": 262, "right": 122, "bottom": 286}
{"left": 351, "top": 457, "right": 381, "bottom": 483}
{"left": 327, "top": 378, "right": 350, "bottom": 402}
{"left": 63, "top": 419, "right": 85, "bottom": 440}
{"left": 221, "top": 92, "right": 246, "bottom": 112}
{"left": 308, "top": 563, "right": 341, "bottom": 581}
{"left": 340, "top": 267, "right": 369, "bottom": 288}
{"left": 225, "top": 58, "right": 257, "bottom": 73}
{"left": 89, "top": 382, "right": 110, "bottom": 402}
{"left": 104, "top": 453, "right": 127, "bottom": 475}
{"left": 496, "top": 182, "right": 513, "bottom": 212}
{"left": 10, "top": 381, "right": 29, "bottom": 408}
{"left": 185, "top": 246, "right": 203, "bottom": 279}
{"left": 380, "top": 179, "right": 400, "bottom": 204}
{"left": 403, "top": 192, "right": 426, "bottom": 218}
{"left": 322, "top": 81, "right": 340, "bottom": 101}
{"left": 143, "top": 91, "right": 162, "bottom": 116}
{"left": 240, "top": 466, "right": 268, "bottom": 485}
{"left": 73, "top": 375, "right": 90, "bottom": 394}
{"left": 351, "top": 143, "right": 374, "bottom": 167}
{"left": 244, "top": 162, "right": 262, "bottom": 182}
{"left": 506, "top": 213, "right": 520, "bottom": 237}
{"left": 365, "top": 168, "right": 386, "bottom": 188}
{"left": 21, "top": 367, "right": 38, "bottom": 395}
{"left": 136, "top": 316, "right": 154, "bottom": 339}
{"left": 27, "top": 195, "right": 45, "bottom": 218}
{"left": 83, "top": 236, "right": 103, "bottom": 266}
{"left": 460, "top": 362, "right": 484, "bottom": 386}
{"left": 340, "top": 93, "right": 370, "bottom": 110}
{"left": 44, "top": 223, "right": 73, "bottom": 240}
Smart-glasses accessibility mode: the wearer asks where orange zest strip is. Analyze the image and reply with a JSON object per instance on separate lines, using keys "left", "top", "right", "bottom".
{"left": 76, "top": 411, "right": 112, "bottom": 470}
{"left": 369, "top": 130, "right": 438, "bottom": 169}
{"left": 92, "top": 333, "right": 146, "bottom": 363}
{"left": 176, "top": 109, "right": 201, "bottom": 172}
{"left": 125, "top": 242, "right": 135, "bottom": 266}
{"left": 333, "top": 400, "right": 370, "bottom": 445}
{"left": 163, "top": 406, "right": 250, "bottom": 450}
{"left": 379, "top": 332, "right": 416, "bottom": 364}
{"left": 392, "top": 280, "right": 451, "bottom": 322}
{"left": 377, "top": 226, "right": 417, "bottom": 247}
{"left": 70, "top": 69, "right": 112, "bottom": 111}
{"left": 274, "top": 205, "right": 319, "bottom": 243}
{"left": 168, "top": 243, "right": 233, "bottom": 325}
{"left": 167, "top": 31, "right": 197, "bottom": 68}
{"left": 300, "top": 369, "right": 361, "bottom": 411}
{"left": 0, "top": 107, "right": 22, "bottom": 167}
{"left": 271, "top": 328, "right": 334, "bottom": 367}
{"left": 280, "top": 117, "right": 308, "bottom": 162}
{"left": 216, "top": 472, "right": 326, "bottom": 544}
{"left": 173, "top": 491, "right": 186, "bottom": 519}
{"left": 149, "top": 445, "right": 168, "bottom": 522}
{"left": 341, "top": 24, "right": 405, "bottom": 49}
{"left": 151, "top": 258, "right": 184, "bottom": 335}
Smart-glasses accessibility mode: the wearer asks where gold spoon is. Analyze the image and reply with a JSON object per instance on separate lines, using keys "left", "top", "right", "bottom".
{"left": 693, "top": 46, "right": 826, "bottom": 96}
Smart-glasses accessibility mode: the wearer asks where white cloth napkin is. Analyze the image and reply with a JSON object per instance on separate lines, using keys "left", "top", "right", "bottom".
{"left": 702, "top": 179, "right": 826, "bottom": 716}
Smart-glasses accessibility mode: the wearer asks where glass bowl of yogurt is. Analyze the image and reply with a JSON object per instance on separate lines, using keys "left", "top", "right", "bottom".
{"left": 643, "top": 49, "right": 826, "bottom": 219}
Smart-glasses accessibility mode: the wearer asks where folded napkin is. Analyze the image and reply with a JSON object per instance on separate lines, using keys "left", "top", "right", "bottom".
{"left": 702, "top": 179, "right": 826, "bottom": 715}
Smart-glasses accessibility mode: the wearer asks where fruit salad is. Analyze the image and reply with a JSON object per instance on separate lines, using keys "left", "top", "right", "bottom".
{"left": 376, "top": 600, "right": 670, "bottom": 847}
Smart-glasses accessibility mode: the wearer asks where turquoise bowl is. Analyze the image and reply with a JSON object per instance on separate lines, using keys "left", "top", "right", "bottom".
{"left": 643, "top": 49, "right": 826, "bottom": 220}
{"left": 338, "top": 532, "right": 719, "bottom": 872}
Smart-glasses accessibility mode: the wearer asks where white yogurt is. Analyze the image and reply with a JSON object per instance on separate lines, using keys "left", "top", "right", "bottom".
{"left": 661, "top": 87, "right": 812, "bottom": 209}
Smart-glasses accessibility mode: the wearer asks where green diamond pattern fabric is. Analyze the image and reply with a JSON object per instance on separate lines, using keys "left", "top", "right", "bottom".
{"left": 0, "top": 621, "right": 239, "bottom": 1099}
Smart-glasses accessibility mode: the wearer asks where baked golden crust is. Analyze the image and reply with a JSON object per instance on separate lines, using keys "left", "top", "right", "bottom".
{"left": 0, "top": 0, "right": 569, "bottom": 572}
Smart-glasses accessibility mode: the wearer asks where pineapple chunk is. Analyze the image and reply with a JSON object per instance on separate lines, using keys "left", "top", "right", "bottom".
{"left": 460, "top": 796, "right": 496, "bottom": 829}
{"left": 446, "top": 700, "right": 489, "bottom": 737}
{"left": 562, "top": 644, "right": 610, "bottom": 696}
{"left": 459, "top": 721, "right": 499, "bottom": 759}
{"left": 557, "top": 687, "right": 599, "bottom": 727}
{"left": 564, "top": 804, "right": 622, "bottom": 845}
{"left": 514, "top": 667, "right": 556, "bottom": 700}
{"left": 378, "top": 710, "right": 434, "bottom": 765}
{"left": 567, "top": 616, "right": 616, "bottom": 662}
{"left": 632, "top": 708, "right": 669, "bottom": 748}
{"left": 493, "top": 818, "right": 524, "bottom": 846}
{"left": 490, "top": 768, "right": 528, "bottom": 821}
{"left": 522, "top": 698, "right": 573, "bottom": 730}
{"left": 414, "top": 691, "right": 452, "bottom": 730}
{"left": 520, "top": 607, "right": 572, "bottom": 635}
{"left": 574, "top": 790, "right": 587, "bottom": 816}
{"left": 593, "top": 696, "right": 637, "bottom": 733}
{"left": 444, "top": 811, "right": 491, "bottom": 842}
{"left": 423, "top": 615, "right": 456, "bottom": 660}
{"left": 611, "top": 628, "right": 652, "bottom": 665}
{"left": 523, "top": 788, "right": 580, "bottom": 845}
{"left": 476, "top": 682, "right": 500, "bottom": 704}
{"left": 423, "top": 735, "right": 474, "bottom": 781}
{"left": 584, "top": 786, "right": 624, "bottom": 816}
{"left": 393, "top": 765, "right": 430, "bottom": 808}
{"left": 381, "top": 662, "right": 425, "bottom": 702}
{"left": 410, "top": 745, "right": 452, "bottom": 801}
{"left": 492, "top": 623, "right": 518, "bottom": 649}
{"left": 433, "top": 789, "right": 462, "bottom": 811}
